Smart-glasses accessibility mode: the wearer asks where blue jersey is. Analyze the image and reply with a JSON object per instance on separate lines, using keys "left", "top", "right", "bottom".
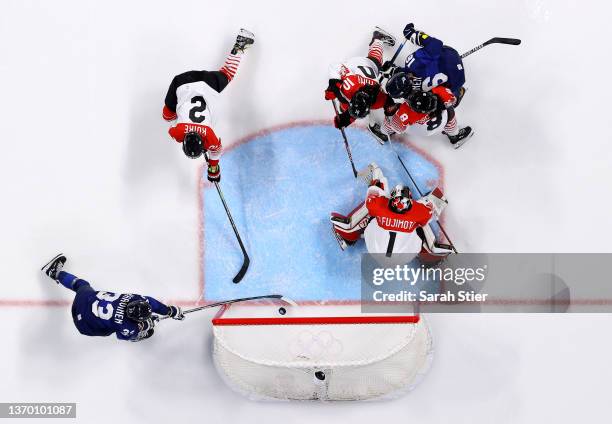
{"left": 71, "top": 288, "right": 169, "bottom": 341}
{"left": 404, "top": 35, "right": 465, "bottom": 97}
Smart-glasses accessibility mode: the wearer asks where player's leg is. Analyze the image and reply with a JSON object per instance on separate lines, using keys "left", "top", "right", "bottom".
{"left": 41, "top": 254, "right": 92, "bottom": 292}
{"left": 330, "top": 203, "right": 370, "bottom": 250}
{"left": 367, "top": 27, "right": 395, "bottom": 69}
{"left": 57, "top": 271, "right": 92, "bottom": 292}
{"left": 218, "top": 28, "right": 255, "bottom": 89}
{"left": 368, "top": 108, "right": 392, "bottom": 144}
{"left": 417, "top": 225, "right": 453, "bottom": 264}
{"left": 442, "top": 107, "right": 474, "bottom": 148}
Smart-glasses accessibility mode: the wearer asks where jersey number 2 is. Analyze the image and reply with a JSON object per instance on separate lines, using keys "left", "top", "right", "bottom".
{"left": 189, "top": 96, "right": 207, "bottom": 123}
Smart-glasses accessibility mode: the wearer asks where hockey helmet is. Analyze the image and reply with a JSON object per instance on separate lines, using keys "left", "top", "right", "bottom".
{"left": 126, "top": 300, "right": 152, "bottom": 322}
{"left": 407, "top": 90, "right": 438, "bottom": 114}
{"left": 183, "top": 132, "right": 204, "bottom": 159}
{"left": 389, "top": 184, "right": 413, "bottom": 213}
{"left": 348, "top": 90, "right": 373, "bottom": 119}
{"left": 385, "top": 72, "right": 413, "bottom": 99}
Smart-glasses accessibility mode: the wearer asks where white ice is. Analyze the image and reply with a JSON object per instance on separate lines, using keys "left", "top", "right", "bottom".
{"left": 1, "top": 0, "right": 611, "bottom": 422}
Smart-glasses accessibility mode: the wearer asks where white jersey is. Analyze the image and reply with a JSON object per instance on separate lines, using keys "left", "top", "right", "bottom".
{"left": 329, "top": 56, "right": 380, "bottom": 81}
{"left": 175, "top": 81, "right": 219, "bottom": 127}
{"left": 364, "top": 218, "right": 424, "bottom": 257}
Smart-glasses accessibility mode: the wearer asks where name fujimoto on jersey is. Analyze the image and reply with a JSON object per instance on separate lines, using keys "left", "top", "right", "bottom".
{"left": 377, "top": 216, "right": 419, "bottom": 232}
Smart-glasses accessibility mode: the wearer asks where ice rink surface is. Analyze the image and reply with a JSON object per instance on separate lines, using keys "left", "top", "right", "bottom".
{"left": 1, "top": 0, "right": 612, "bottom": 422}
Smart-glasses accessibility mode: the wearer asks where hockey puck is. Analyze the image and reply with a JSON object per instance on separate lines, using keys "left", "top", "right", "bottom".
{"left": 278, "top": 307, "right": 286, "bottom": 315}
{"left": 314, "top": 371, "right": 326, "bottom": 381}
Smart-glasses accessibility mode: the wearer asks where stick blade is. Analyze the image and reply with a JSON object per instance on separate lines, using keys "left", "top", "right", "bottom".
{"left": 232, "top": 255, "right": 250, "bottom": 283}
{"left": 490, "top": 37, "right": 522, "bottom": 46}
{"left": 279, "top": 296, "right": 298, "bottom": 307}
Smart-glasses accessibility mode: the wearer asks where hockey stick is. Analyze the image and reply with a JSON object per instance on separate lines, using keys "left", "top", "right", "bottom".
{"left": 204, "top": 153, "right": 250, "bottom": 283}
{"left": 378, "top": 36, "right": 408, "bottom": 83}
{"left": 158, "top": 294, "right": 298, "bottom": 321}
{"left": 331, "top": 99, "right": 358, "bottom": 178}
{"left": 460, "top": 37, "right": 521, "bottom": 59}
{"left": 387, "top": 139, "right": 458, "bottom": 254}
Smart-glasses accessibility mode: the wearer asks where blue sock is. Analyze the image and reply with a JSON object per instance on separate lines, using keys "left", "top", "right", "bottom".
{"left": 57, "top": 271, "right": 89, "bottom": 292}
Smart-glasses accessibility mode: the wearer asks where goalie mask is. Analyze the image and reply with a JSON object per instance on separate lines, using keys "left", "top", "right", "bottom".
{"left": 389, "top": 185, "right": 413, "bottom": 213}
{"left": 183, "top": 131, "right": 204, "bottom": 159}
{"left": 407, "top": 90, "right": 438, "bottom": 114}
{"left": 126, "top": 300, "right": 152, "bottom": 323}
{"left": 348, "top": 90, "right": 373, "bottom": 119}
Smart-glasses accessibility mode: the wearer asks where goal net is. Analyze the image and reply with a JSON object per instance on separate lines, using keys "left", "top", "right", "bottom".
{"left": 212, "top": 302, "right": 433, "bottom": 401}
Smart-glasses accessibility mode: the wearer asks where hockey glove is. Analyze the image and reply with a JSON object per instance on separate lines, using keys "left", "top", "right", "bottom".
{"left": 325, "top": 79, "right": 342, "bottom": 101}
{"left": 138, "top": 317, "right": 156, "bottom": 332}
{"left": 133, "top": 328, "right": 154, "bottom": 341}
{"left": 207, "top": 164, "right": 220, "bottom": 183}
{"left": 167, "top": 305, "right": 185, "bottom": 321}
{"left": 334, "top": 111, "right": 352, "bottom": 129}
{"left": 383, "top": 96, "right": 399, "bottom": 116}
{"left": 403, "top": 23, "right": 416, "bottom": 39}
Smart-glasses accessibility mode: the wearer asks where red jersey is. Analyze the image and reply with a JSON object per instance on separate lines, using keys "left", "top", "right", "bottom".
{"left": 366, "top": 189, "right": 432, "bottom": 233}
{"left": 386, "top": 85, "right": 457, "bottom": 133}
{"left": 168, "top": 123, "right": 222, "bottom": 163}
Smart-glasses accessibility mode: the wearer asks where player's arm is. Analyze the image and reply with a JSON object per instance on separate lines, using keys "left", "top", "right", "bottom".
{"left": 403, "top": 23, "right": 443, "bottom": 58}
{"left": 145, "top": 296, "right": 185, "bottom": 320}
{"left": 333, "top": 109, "right": 354, "bottom": 129}
{"left": 432, "top": 86, "right": 457, "bottom": 109}
{"left": 365, "top": 166, "right": 391, "bottom": 215}
{"left": 114, "top": 321, "right": 142, "bottom": 342}
{"left": 325, "top": 63, "right": 348, "bottom": 102}
{"left": 167, "top": 124, "right": 184, "bottom": 143}
{"left": 204, "top": 128, "right": 222, "bottom": 183}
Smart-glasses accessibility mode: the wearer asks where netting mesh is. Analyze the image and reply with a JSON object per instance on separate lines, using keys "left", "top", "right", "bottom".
{"left": 213, "top": 319, "right": 433, "bottom": 401}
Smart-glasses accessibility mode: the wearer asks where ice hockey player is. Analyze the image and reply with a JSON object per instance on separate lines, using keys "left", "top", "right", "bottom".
{"left": 162, "top": 29, "right": 255, "bottom": 182}
{"left": 41, "top": 254, "right": 185, "bottom": 342}
{"left": 324, "top": 27, "right": 397, "bottom": 130}
{"left": 330, "top": 164, "right": 453, "bottom": 262}
{"left": 393, "top": 23, "right": 466, "bottom": 99}
{"left": 369, "top": 72, "right": 473, "bottom": 148}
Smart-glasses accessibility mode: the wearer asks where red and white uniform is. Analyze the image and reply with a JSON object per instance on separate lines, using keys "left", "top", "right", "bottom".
{"left": 327, "top": 39, "right": 392, "bottom": 122}
{"left": 331, "top": 167, "right": 435, "bottom": 257}
{"left": 384, "top": 85, "right": 457, "bottom": 137}
{"left": 364, "top": 180, "right": 433, "bottom": 255}
{"left": 162, "top": 51, "right": 245, "bottom": 166}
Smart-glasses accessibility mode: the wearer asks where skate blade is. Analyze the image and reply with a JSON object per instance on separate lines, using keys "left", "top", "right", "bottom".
{"left": 239, "top": 28, "right": 255, "bottom": 39}
{"left": 374, "top": 26, "right": 396, "bottom": 46}
{"left": 41, "top": 253, "right": 65, "bottom": 271}
{"left": 453, "top": 130, "right": 475, "bottom": 149}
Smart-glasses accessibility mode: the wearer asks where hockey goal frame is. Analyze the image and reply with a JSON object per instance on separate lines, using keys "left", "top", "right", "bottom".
{"left": 212, "top": 304, "right": 421, "bottom": 326}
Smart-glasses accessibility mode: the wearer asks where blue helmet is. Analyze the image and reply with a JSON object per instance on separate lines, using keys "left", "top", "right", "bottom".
{"left": 385, "top": 72, "right": 413, "bottom": 99}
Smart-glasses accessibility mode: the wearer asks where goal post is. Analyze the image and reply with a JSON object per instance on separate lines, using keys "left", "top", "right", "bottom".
{"left": 212, "top": 303, "right": 433, "bottom": 401}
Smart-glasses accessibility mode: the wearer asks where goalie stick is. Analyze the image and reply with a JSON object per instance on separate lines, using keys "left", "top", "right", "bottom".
{"left": 460, "top": 37, "right": 521, "bottom": 59}
{"left": 204, "top": 153, "right": 250, "bottom": 283}
{"left": 331, "top": 99, "right": 358, "bottom": 178}
{"left": 158, "top": 294, "right": 298, "bottom": 321}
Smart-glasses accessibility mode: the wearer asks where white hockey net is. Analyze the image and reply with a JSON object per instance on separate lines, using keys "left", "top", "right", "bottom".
{"left": 212, "top": 303, "right": 433, "bottom": 401}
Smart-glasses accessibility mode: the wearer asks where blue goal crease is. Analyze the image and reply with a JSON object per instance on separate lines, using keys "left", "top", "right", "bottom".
{"left": 202, "top": 124, "right": 441, "bottom": 302}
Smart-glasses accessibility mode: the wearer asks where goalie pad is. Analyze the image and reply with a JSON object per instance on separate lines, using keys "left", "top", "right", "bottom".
{"left": 330, "top": 202, "right": 370, "bottom": 245}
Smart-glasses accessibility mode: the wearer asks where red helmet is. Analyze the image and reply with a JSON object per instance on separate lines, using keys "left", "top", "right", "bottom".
{"left": 389, "top": 185, "right": 413, "bottom": 213}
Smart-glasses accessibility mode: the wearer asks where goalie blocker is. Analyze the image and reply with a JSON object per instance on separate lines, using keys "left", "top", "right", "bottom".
{"left": 331, "top": 164, "right": 452, "bottom": 263}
